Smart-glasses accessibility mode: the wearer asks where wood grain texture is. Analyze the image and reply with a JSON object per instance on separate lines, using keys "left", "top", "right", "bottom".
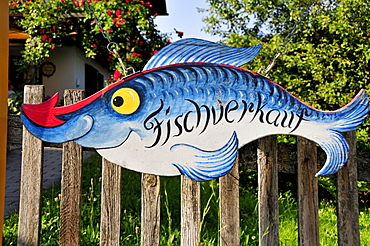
{"left": 17, "top": 85, "right": 44, "bottom": 246}
{"left": 59, "top": 90, "right": 84, "bottom": 246}
{"left": 297, "top": 137, "right": 319, "bottom": 246}
{"left": 219, "top": 158, "right": 240, "bottom": 246}
{"left": 181, "top": 176, "right": 200, "bottom": 246}
{"left": 0, "top": 5, "right": 9, "bottom": 243}
{"left": 100, "top": 158, "right": 122, "bottom": 246}
{"left": 141, "top": 174, "right": 161, "bottom": 246}
{"left": 257, "top": 135, "right": 279, "bottom": 246}
{"left": 238, "top": 141, "right": 370, "bottom": 181}
{"left": 337, "top": 131, "right": 360, "bottom": 246}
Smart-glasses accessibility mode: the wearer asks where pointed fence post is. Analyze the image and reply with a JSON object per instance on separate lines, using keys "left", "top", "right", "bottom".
{"left": 257, "top": 135, "right": 279, "bottom": 245}
{"left": 141, "top": 174, "right": 161, "bottom": 246}
{"left": 181, "top": 176, "right": 200, "bottom": 246}
{"left": 337, "top": 131, "right": 360, "bottom": 246}
{"left": 297, "top": 137, "right": 319, "bottom": 245}
{"left": 219, "top": 158, "right": 240, "bottom": 246}
{"left": 100, "top": 158, "right": 122, "bottom": 245}
{"left": 17, "top": 85, "right": 44, "bottom": 246}
{"left": 60, "top": 89, "right": 84, "bottom": 245}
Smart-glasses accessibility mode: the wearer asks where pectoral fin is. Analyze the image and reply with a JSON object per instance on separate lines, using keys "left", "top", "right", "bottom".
{"left": 171, "top": 132, "right": 238, "bottom": 181}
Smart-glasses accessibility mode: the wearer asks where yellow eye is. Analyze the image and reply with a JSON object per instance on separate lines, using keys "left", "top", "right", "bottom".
{"left": 111, "top": 88, "right": 140, "bottom": 115}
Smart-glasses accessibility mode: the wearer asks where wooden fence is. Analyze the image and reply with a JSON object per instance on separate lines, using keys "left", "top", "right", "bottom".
{"left": 17, "top": 85, "right": 361, "bottom": 245}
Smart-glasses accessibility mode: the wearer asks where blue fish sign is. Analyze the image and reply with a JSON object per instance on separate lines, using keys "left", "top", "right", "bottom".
{"left": 22, "top": 38, "right": 369, "bottom": 181}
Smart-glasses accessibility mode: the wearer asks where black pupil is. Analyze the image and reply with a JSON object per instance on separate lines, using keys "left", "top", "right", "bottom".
{"left": 113, "top": 96, "right": 124, "bottom": 107}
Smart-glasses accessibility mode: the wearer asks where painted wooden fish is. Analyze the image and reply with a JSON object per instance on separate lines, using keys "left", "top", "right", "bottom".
{"left": 22, "top": 38, "right": 369, "bottom": 181}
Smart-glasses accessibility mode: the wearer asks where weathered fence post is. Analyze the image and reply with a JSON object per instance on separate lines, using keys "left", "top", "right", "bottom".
{"left": 100, "top": 158, "right": 122, "bottom": 245}
{"left": 60, "top": 89, "right": 84, "bottom": 245}
{"left": 181, "top": 176, "right": 200, "bottom": 246}
{"left": 297, "top": 137, "right": 319, "bottom": 245}
{"left": 17, "top": 85, "right": 44, "bottom": 246}
{"left": 337, "top": 131, "right": 360, "bottom": 246}
{"left": 257, "top": 135, "right": 279, "bottom": 245}
{"left": 220, "top": 158, "right": 240, "bottom": 246}
{"left": 141, "top": 174, "right": 161, "bottom": 245}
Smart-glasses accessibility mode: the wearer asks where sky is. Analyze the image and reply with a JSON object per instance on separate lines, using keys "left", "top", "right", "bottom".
{"left": 154, "top": 0, "right": 220, "bottom": 42}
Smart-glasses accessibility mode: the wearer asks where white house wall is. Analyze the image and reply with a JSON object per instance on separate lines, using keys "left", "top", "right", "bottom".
{"left": 43, "top": 45, "right": 110, "bottom": 98}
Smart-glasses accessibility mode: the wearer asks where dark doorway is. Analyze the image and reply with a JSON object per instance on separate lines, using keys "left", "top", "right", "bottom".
{"left": 85, "top": 64, "right": 104, "bottom": 97}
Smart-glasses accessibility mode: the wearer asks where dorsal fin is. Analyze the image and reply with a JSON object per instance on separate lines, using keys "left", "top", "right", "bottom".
{"left": 143, "top": 38, "right": 262, "bottom": 70}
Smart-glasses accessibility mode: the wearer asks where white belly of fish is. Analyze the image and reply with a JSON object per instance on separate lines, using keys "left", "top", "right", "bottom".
{"left": 97, "top": 113, "right": 327, "bottom": 177}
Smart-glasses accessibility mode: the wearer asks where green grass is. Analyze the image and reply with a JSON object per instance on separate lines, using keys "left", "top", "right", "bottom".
{"left": 3, "top": 153, "right": 370, "bottom": 245}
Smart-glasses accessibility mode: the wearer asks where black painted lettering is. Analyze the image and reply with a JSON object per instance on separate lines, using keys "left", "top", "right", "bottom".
{"left": 266, "top": 109, "right": 281, "bottom": 127}
{"left": 290, "top": 108, "right": 311, "bottom": 133}
{"left": 225, "top": 100, "right": 238, "bottom": 123}
{"left": 199, "top": 105, "right": 211, "bottom": 134}
{"left": 250, "top": 94, "right": 266, "bottom": 123}
{"left": 184, "top": 111, "right": 194, "bottom": 132}
{"left": 212, "top": 101, "right": 224, "bottom": 125}
{"left": 173, "top": 114, "right": 183, "bottom": 137}
{"left": 146, "top": 118, "right": 163, "bottom": 148}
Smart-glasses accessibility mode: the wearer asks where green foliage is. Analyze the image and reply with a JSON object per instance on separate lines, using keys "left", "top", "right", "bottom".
{"left": 201, "top": 0, "right": 370, "bottom": 150}
{"left": 9, "top": 0, "right": 170, "bottom": 81}
{"left": 7, "top": 91, "right": 23, "bottom": 115}
{"left": 3, "top": 154, "right": 370, "bottom": 244}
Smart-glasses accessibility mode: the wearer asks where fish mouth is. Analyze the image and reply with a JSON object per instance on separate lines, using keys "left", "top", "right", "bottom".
{"left": 21, "top": 92, "right": 97, "bottom": 143}
{"left": 21, "top": 92, "right": 102, "bottom": 128}
{"left": 21, "top": 112, "right": 94, "bottom": 144}
{"left": 94, "top": 129, "right": 134, "bottom": 150}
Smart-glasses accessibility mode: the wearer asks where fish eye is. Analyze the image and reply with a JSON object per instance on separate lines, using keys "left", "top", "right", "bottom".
{"left": 111, "top": 88, "right": 140, "bottom": 115}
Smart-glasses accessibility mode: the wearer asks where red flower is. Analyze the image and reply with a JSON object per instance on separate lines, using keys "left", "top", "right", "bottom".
{"left": 93, "top": 44, "right": 98, "bottom": 48}
{"left": 113, "top": 70, "right": 122, "bottom": 79}
{"left": 116, "top": 9, "right": 121, "bottom": 16}
{"left": 107, "top": 9, "right": 112, "bottom": 16}
{"left": 41, "top": 35, "right": 48, "bottom": 41}
{"left": 51, "top": 46, "right": 56, "bottom": 50}
{"left": 48, "top": 38, "right": 53, "bottom": 43}
{"left": 150, "top": 50, "right": 158, "bottom": 56}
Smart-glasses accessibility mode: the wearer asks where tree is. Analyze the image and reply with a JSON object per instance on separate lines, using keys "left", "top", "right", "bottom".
{"left": 200, "top": 0, "right": 370, "bottom": 149}
{"left": 9, "top": 0, "right": 170, "bottom": 82}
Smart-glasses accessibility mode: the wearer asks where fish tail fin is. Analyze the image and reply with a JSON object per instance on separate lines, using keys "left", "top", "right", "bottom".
{"left": 315, "top": 90, "right": 368, "bottom": 176}
{"left": 329, "top": 89, "right": 369, "bottom": 132}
